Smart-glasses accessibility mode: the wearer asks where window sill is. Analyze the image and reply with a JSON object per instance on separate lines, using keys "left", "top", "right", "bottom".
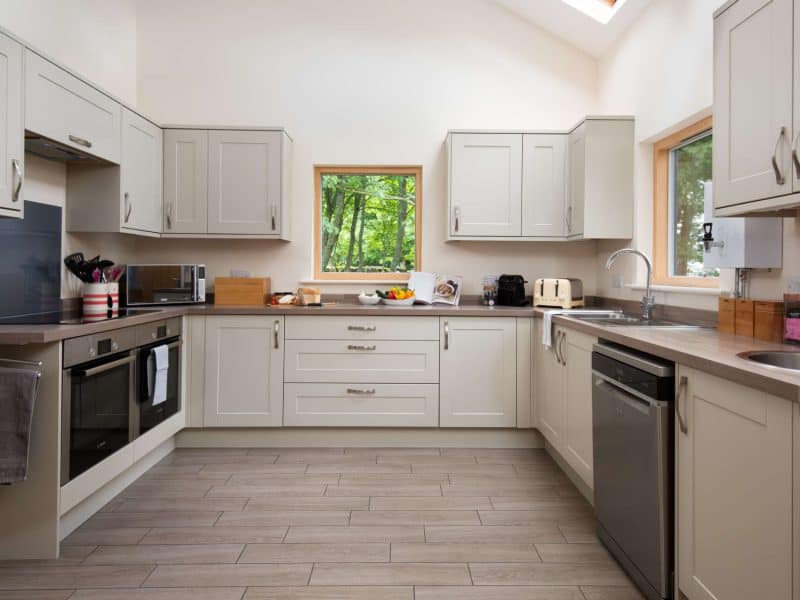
{"left": 626, "top": 283, "right": 721, "bottom": 296}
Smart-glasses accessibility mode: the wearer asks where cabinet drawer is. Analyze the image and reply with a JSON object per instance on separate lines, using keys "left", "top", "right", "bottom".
{"left": 285, "top": 316, "right": 439, "bottom": 341}
{"left": 284, "top": 340, "right": 439, "bottom": 383}
{"left": 25, "top": 50, "right": 121, "bottom": 164}
{"left": 284, "top": 383, "right": 439, "bottom": 427}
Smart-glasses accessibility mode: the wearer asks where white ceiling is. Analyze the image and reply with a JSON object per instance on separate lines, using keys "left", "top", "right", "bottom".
{"left": 493, "top": 0, "right": 653, "bottom": 57}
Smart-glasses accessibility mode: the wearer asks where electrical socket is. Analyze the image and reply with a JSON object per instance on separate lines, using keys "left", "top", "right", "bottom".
{"left": 787, "top": 276, "right": 800, "bottom": 293}
{"left": 612, "top": 275, "right": 623, "bottom": 289}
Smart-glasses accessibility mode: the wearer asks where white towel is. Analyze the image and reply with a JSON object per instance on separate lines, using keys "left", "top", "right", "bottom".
{"left": 150, "top": 345, "right": 169, "bottom": 406}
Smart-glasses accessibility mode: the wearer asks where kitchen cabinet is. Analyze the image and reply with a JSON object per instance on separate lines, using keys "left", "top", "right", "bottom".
{"left": 0, "top": 33, "right": 23, "bottom": 218}
{"left": 24, "top": 50, "right": 121, "bottom": 164}
{"left": 676, "top": 365, "right": 793, "bottom": 600}
{"left": 447, "top": 133, "right": 522, "bottom": 237}
{"left": 534, "top": 321, "right": 565, "bottom": 449}
{"left": 204, "top": 316, "right": 284, "bottom": 427}
{"left": 439, "top": 317, "right": 516, "bottom": 427}
{"left": 795, "top": 402, "right": 799, "bottom": 600}
{"left": 566, "top": 118, "right": 633, "bottom": 239}
{"left": 163, "top": 128, "right": 208, "bottom": 234}
{"left": 446, "top": 118, "right": 633, "bottom": 241}
{"left": 562, "top": 327, "right": 595, "bottom": 488}
{"left": 120, "top": 108, "right": 163, "bottom": 234}
{"left": 713, "top": 0, "right": 797, "bottom": 215}
{"left": 207, "top": 129, "right": 289, "bottom": 237}
{"left": 521, "top": 134, "right": 566, "bottom": 238}
{"left": 533, "top": 321, "right": 596, "bottom": 489}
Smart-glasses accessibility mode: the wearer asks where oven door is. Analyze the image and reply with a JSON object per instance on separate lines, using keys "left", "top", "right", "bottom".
{"left": 138, "top": 338, "right": 181, "bottom": 434}
{"left": 61, "top": 352, "right": 136, "bottom": 484}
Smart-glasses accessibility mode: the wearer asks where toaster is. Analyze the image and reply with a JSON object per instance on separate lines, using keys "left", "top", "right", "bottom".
{"left": 533, "top": 278, "right": 585, "bottom": 309}
{"left": 496, "top": 274, "right": 529, "bottom": 307}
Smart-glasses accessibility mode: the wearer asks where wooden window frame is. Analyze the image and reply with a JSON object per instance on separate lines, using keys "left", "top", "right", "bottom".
{"left": 313, "top": 165, "right": 422, "bottom": 281}
{"left": 653, "top": 116, "right": 718, "bottom": 288}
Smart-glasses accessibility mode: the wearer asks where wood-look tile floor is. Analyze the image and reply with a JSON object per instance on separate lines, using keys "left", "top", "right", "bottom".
{"left": 0, "top": 448, "right": 644, "bottom": 599}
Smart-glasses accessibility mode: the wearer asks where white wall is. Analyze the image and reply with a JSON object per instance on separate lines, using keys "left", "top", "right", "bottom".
{"left": 0, "top": 0, "right": 139, "bottom": 297}
{"left": 133, "top": 0, "right": 600, "bottom": 294}
{"left": 595, "top": 0, "right": 798, "bottom": 310}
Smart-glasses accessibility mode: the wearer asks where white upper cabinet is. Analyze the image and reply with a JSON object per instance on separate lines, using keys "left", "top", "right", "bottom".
{"left": 24, "top": 50, "right": 121, "bottom": 164}
{"left": 448, "top": 133, "right": 522, "bottom": 237}
{"left": 208, "top": 130, "right": 287, "bottom": 236}
{"left": 0, "top": 33, "right": 23, "bottom": 218}
{"left": 163, "top": 129, "right": 208, "bottom": 234}
{"left": 121, "top": 109, "right": 163, "bottom": 234}
{"left": 447, "top": 118, "right": 633, "bottom": 241}
{"left": 522, "top": 134, "right": 566, "bottom": 238}
{"left": 713, "top": 0, "right": 796, "bottom": 214}
{"left": 440, "top": 317, "right": 517, "bottom": 427}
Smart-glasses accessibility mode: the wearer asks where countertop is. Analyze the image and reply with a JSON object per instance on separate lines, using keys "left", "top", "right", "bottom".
{"left": 1, "top": 301, "right": 798, "bottom": 402}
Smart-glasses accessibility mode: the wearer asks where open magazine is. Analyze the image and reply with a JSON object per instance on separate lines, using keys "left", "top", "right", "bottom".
{"left": 407, "top": 271, "right": 463, "bottom": 306}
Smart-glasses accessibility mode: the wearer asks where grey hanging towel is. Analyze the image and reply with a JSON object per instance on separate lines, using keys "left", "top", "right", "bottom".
{"left": 0, "top": 367, "right": 40, "bottom": 484}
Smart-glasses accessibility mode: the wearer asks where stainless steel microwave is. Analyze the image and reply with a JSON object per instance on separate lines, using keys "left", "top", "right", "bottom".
{"left": 123, "top": 264, "right": 206, "bottom": 306}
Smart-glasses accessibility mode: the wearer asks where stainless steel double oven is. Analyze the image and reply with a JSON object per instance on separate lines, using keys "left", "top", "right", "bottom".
{"left": 61, "top": 317, "right": 182, "bottom": 484}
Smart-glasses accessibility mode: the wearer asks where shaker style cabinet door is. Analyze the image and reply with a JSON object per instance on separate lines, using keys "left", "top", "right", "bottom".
{"left": 676, "top": 366, "right": 793, "bottom": 600}
{"left": 566, "top": 124, "right": 586, "bottom": 236}
{"left": 439, "top": 317, "right": 516, "bottom": 427}
{"left": 120, "top": 109, "right": 163, "bottom": 234}
{"left": 535, "top": 323, "right": 565, "bottom": 451}
{"left": 449, "top": 133, "right": 522, "bottom": 237}
{"left": 0, "top": 33, "right": 23, "bottom": 217}
{"left": 163, "top": 129, "right": 208, "bottom": 234}
{"left": 522, "top": 134, "right": 566, "bottom": 237}
{"left": 714, "top": 0, "right": 793, "bottom": 208}
{"left": 562, "top": 327, "right": 595, "bottom": 489}
{"left": 207, "top": 130, "right": 283, "bottom": 235}
{"left": 204, "top": 316, "right": 284, "bottom": 427}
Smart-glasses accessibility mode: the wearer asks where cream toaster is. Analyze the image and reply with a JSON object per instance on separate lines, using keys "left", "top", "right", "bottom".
{"left": 533, "top": 278, "right": 585, "bottom": 309}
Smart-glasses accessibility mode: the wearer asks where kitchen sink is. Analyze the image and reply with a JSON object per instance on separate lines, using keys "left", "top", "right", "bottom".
{"left": 568, "top": 311, "right": 703, "bottom": 328}
{"left": 739, "top": 351, "right": 800, "bottom": 371}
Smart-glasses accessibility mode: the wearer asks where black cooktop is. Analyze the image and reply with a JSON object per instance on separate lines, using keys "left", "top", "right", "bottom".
{"left": 0, "top": 309, "right": 160, "bottom": 325}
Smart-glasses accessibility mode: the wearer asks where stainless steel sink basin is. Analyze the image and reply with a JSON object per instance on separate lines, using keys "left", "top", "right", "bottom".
{"left": 739, "top": 351, "right": 800, "bottom": 371}
{"left": 568, "top": 312, "right": 702, "bottom": 328}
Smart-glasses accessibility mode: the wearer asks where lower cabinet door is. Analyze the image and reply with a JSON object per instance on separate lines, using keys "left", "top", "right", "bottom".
{"left": 440, "top": 317, "right": 516, "bottom": 427}
{"left": 562, "top": 327, "right": 596, "bottom": 489}
{"left": 204, "top": 316, "right": 284, "bottom": 427}
{"left": 535, "top": 323, "right": 565, "bottom": 450}
{"left": 677, "top": 366, "right": 793, "bottom": 600}
{"left": 284, "top": 383, "right": 439, "bottom": 427}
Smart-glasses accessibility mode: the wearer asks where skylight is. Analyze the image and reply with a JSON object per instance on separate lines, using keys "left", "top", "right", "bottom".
{"left": 559, "top": 0, "right": 625, "bottom": 24}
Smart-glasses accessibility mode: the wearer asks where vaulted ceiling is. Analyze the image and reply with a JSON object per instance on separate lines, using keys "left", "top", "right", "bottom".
{"left": 493, "top": 0, "right": 652, "bottom": 57}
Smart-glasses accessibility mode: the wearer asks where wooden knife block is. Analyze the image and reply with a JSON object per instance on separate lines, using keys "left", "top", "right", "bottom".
{"left": 214, "top": 277, "right": 271, "bottom": 305}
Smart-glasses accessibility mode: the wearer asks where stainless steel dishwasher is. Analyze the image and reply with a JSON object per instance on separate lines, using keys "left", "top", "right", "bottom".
{"left": 592, "top": 341, "right": 675, "bottom": 600}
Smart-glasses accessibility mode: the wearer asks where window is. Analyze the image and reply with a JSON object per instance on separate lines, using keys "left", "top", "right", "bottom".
{"left": 653, "top": 117, "right": 718, "bottom": 287}
{"left": 314, "top": 166, "right": 421, "bottom": 280}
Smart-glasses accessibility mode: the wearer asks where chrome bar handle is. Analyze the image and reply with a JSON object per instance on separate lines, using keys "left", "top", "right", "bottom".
{"left": 68, "top": 134, "right": 92, "bottom": 148}
{"left": 675, "top": 375, "right": 688, "bottom": 434}
{"left": 166, "top": 203, "right": 173, "bottom": 229}
{"left": 124, "top": 192, "right": 132, "bottom": 223}
{"left": 274, "top": 320, "right": 280, "bottom": 349}
{"left": 346, "top": 388, "right": 376, "bottom": 395}
{"left": 559, "top": 332, "right": 567, "bottom": 366}
{"left": 271, "top": 205, "right": 277, "bottom": 231}
{"left": 453, "top": 207, "right": 460, "bottom": 233}
{"left": 11, "top": 159, "right": 21, "bottom": 203}
{"left": 347, "top": 344, "right": 376, "bottom": 351}
{"left": 772, "top": 126, "right": 787, "bottom": 185}
{"left": 443, "top": 321, "right": 449, "bottom": 350}
{"left": 76, "top": 354, "right": 135, "bottom": 378}
{"left": 347, "top": 325, "right": 376, "bottom": 332}
{"left": 792, "top": 129, "right": 800, "bottom": 179}
{"left": 566, "top": 205, "right": 573, "bottom": 233}
{"left": 554, "top": 331, "right": 562, "bottom": 364}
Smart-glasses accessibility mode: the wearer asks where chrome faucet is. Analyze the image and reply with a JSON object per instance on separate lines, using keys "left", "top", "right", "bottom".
{"left": 605, "top": 248, "right": 655, "bottom": 320}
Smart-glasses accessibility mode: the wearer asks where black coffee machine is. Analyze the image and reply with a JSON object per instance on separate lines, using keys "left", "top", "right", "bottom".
{"left": 496, "top": 274, "right": 529, "bottom": 306}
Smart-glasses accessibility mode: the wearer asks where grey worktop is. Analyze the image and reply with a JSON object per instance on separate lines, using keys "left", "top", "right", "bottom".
{"left": 0, "top": 300, "right": 798, "bottom": 402}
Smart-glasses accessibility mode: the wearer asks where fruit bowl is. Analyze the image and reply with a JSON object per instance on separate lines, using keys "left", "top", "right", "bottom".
{"left": 381, "top": 297, "right": 415, "bottom": 307}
